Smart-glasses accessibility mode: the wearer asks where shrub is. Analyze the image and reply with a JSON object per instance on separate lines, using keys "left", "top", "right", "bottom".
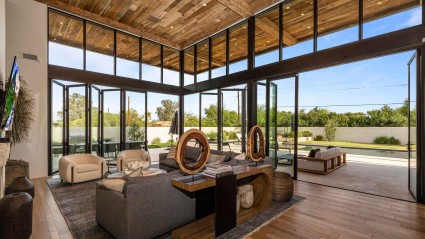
{"left": 314, "top": 135, "right": 325, "bottom": 141}
{"left": 127, "top": 122, "right": 145, "bottom": 141}
{"left": 206, "top": 132, "right": 218, "bottom": 140}
{"left": 301, "top": 130, "right": 312, "bottom": 137}
{"left": 283, "top": 131, "right": 295, "bottom": 138}
{"left": 373, "top": 136, "right": 401, "bottom": 145}
{"left": 324, "top": 118, "right": 338, "bottom": 141}
{"left": 151, "top": 137, "right": 161, "bottom": 145}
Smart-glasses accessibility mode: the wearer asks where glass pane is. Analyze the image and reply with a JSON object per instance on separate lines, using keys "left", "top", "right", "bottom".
{"left": 51, "top": 82, "right": 64, "bottom": 172}
{"left": 201, "top": 91, "right": 218, "bottom": 150}
{"left": 282, "top": 0, "right": 314, "bottom": 60}
{"left": 184, "top": 47, "right": 195, "bottom": 85}
{"left": 318, "top": 0, "right": 359, "bottom": 50}
{"left": 125, "top": 92, "right": 146, "bottom": 150}
{"left": 142, "top": 40, "right": 161, "bottom": 83}
{"left": 163, "top": 47, "right": 180, "bottom": 86}
{"left": 184, "top": 93, "right": 200, "bottom": 130}
{"left": 255, "top": 7, "right": 280, "bottom": 67}
{"left": 211, "top": 32, "right": 227, "bottom": 78}
{"left": 91, "top": 87, "right": 99, "bottom": 155}
{"left": 269, "top": 83, "right": 278, "bottom": 159}
{"left": 49, "top": 11, "right": 84, "bottom": 69}
{"left": 116, "top": 33, "right": 140, "bottom": 79}
{"left": 256, "top": 82, "right": 267, "bottom": 157}
{"left": 86, "top": 23, "right": 114, "bottom": 75}
{"left": 229, "top": 22, "right": 248, "bottom": 73}
{"left": 68, "top": 86, "right": 86, "bottom": 154}
{"left": 409, "top": 55, "right": 417, "bottom": 197}
{"left": 148, "top": 93, "right": 179, "bottom": 149}
{"left": 103, "top": 91, "right": 121, "bottom": 159}
{"left": 222, "top": 90, "right": 245, "bottom": 152}
{"left": 197, "top": 40, "right": 209, "bottom": 82}
{"left": 364, "top": 0, "right": 422, "bottom": 39}
{"left": 274, "top": 78, "right": 295, "bottom": 177}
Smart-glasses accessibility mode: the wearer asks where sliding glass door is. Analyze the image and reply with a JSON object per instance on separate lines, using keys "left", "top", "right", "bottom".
{"left": 219, "top": 87, "right": 247, "bottom": 153}
{"left": 408, "top": 52, "right": 418, "bottom": 200}
{"left": 101, "top": 89, "right": 122, "bottom": 159}
{"left": 124, "top": 91, "right": 147, "bottom": 151}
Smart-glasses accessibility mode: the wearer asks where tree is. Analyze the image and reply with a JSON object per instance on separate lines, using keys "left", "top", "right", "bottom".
{"left": 203, "top": 104, "right": 218, "bottom": 126}
{"left": 184, "top": 113, "right": 199, "bottom": 127}
{"left": 156, "top": 99, "right": 178, "bottom": 121}
{"left": 127, "top": 121, "right": 145, "bottom": 141}
{"left": 57, "top": 93, "right": 86, "bottom": 124}
{"left": 324, "top": 118, "right": 338, "bottom": 141}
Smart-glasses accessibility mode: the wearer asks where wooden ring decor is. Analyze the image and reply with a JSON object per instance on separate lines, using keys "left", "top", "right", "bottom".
{"left": 247, "top": 125, "right": 266, "bottom": 161}
{"left": 175, "top": 129, "right": 210, "bottom": 175}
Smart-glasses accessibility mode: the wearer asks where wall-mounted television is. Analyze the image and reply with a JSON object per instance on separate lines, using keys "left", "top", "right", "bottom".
{"left": 0, "top": 57, "right": 20, "bottom": 131}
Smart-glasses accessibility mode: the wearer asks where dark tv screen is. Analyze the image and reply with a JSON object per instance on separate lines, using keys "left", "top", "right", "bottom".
{"left": 0, "top": 57, "right": 20, "bottom": 131}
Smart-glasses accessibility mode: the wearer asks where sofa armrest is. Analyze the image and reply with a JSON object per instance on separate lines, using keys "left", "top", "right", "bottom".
{"left": 159, "top": 153, "right": 168, "bottom": 162}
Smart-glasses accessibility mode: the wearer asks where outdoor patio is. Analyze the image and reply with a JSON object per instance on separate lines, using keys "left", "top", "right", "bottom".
{"left": 288, "top": 152, "right": 414, "bottom": 202}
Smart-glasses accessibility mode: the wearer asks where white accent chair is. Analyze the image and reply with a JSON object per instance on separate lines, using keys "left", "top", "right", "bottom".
{"left": 117, "top": 150, "right": 151, "bottom": 172}
{"left": 59, "top": 154, "right": 107, "bottom": 185}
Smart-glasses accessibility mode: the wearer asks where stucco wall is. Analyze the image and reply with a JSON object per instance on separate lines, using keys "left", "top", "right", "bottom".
{"left": 6, "top": 0, "right": 48, "bottom": 179}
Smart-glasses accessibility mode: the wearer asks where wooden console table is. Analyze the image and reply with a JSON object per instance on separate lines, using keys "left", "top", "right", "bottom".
{"left": 171, "top": 164, "right": 273, "bottom": 239}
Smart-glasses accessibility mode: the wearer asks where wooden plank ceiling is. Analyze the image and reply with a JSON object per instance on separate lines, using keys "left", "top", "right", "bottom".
{"left": 43, "top": 0, "right": 420, "bottom": 73}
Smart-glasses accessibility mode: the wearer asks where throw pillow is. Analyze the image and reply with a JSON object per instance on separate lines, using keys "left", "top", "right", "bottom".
{"left": 308, "top": 148, "right": 320, "bottom": 158}
{"left": 234, "top": 153, "right": 246, "bottom": 161}
{"left": 166, "top": 145, "right": 177, "bottom": 160}
{"left": 207, "top": 154, "right": 227, "bottom": 165}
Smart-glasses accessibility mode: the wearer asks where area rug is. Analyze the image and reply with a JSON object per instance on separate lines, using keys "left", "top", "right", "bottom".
{"left": 47, "top": 178, "right": 304, "bottom": 239}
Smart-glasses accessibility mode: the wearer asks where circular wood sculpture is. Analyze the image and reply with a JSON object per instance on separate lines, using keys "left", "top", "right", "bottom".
{"left": 247, "top": 125, "right": 265, "bottom": 161}
{"left": 176, "top": 129, "right": 210, "bottom": 175}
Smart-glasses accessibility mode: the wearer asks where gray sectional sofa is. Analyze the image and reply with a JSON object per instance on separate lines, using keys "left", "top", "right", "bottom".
{"left": 96, "top": 147, "right": 273, "bottom": 239}
{"left": 96, "top": 171, "right": 196, "bottom": 239}
{"left": 159, "top": 146, "right": 242, "bottom": 172}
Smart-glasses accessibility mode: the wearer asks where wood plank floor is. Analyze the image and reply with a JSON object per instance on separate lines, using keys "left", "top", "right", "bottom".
{"left": 30, "top": 178, "right": 425, "bottom": 239}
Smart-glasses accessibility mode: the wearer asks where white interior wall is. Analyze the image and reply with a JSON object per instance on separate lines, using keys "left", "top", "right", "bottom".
{"left": 6, "top": 0, "right": 48, "bottom": 179}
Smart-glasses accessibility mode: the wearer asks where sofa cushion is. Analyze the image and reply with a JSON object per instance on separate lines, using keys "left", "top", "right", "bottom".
{"left": 76, "top": 164, "right": 99, "bottom": 173}
{"left": 315, "top": 148, "right": 336, "bottom": 159}
{"left": 185, "top": 146, "right": 202, "bottom": 161}
{"left": 122, "top": 171, "right": 181, "bottom": 197}
{"left": 166, "top": 145, "right": 177, "bottom": 160}
{"left": 308, "top": 148, "right": 320, "bottom": 158}
{"left": 210, "top": 149, "right": 233, "bottom": 162}
{"left": 207, "top": 154, "right": 227, "bottom": 165}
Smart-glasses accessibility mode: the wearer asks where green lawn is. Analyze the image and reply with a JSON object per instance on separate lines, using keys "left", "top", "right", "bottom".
{"left": 299, "top": 141, "right": 411, "bottom": 151}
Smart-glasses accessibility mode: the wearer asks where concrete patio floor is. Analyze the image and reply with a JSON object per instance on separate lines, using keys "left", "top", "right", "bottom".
{"left": 295, "top": 153, "right": 415, "bottom": 202}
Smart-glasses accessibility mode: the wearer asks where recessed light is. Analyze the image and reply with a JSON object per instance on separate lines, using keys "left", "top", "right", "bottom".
{"left": 286, "top": 7, "right": 290, "bottom": 9}
{"left": 54, "top": 38, "right": 57, "bottom": 41}
{"left": 267, "top": 41, "right": 270, "bottom": 43}
{"left": 234, "top": 43, "right": 237, "bottom": 46}
{"left": 377, "top": 1, "right": 382, "bottom": 5}
{"left": 203, "top": 3, "right": 207, "bottom": 6}
{"left": 301, "top": 13, "right": 305, "bottom": 16}
{"left": 307, "top": 26, "right": 311, "bottom": 29}
{"left": 171, "top": 26, "right": 174, "bottom": 29}
{"left": 59, "top": 22, "right": 63, "bottom": 25}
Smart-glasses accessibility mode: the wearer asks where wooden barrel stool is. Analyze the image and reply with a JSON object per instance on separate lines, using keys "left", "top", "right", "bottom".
{"left": 273, "top": 171, "right": 294, "bottom": 202}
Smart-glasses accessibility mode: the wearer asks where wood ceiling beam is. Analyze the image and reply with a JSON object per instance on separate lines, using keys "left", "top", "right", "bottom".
{"left": 219, "top": 0, "right": 297, "bottom": 46}
{"left": 36, "top": 0, "right": 181, "bottom": 49}
{"left": 255, "top": 17, "right": 297, "bottom": 45}
{"left": 217, "top": 0, "right": 253, "bottom": 18}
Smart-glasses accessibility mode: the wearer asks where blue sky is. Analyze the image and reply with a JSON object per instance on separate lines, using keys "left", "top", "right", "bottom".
{"left": 50, "top": 6, "right": 421, "bottom": 120}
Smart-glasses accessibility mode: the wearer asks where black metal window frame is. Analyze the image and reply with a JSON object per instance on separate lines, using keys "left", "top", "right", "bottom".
{"left": 48, "top": 79, "right": 149, "bottom": 175}
{"left": 48, "top": 8, "right": 181, "bottom": 87}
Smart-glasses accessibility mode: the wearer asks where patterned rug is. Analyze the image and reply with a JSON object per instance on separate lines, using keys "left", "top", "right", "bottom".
{"left": 47, "top": 178, "right": 304, "bottom": 239}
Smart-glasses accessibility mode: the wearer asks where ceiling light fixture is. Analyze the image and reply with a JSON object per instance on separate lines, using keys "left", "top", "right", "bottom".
{"left": 301, "top": 13, "right": 305, "bottom": 16}
{"left": 171, "top": 26, "right": 174, "bottom": 29}
{"left": 203, "top": 3, "right": 207, "bottom": 7}
{"left": 377, "top": 1, "right": 382, "bottom": 5}
{"left": 286, "top": 7, "right": 290, "bottom": 9}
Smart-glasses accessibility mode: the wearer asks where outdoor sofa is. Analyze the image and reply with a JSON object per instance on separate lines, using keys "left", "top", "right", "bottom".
{"left": 298, "top": 147, "right": 346, "bottom": 174}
